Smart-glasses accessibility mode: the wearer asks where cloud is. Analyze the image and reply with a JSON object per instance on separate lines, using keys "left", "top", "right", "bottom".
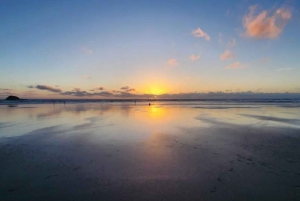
{"left": 121, "top": 86, "right": 129, "bottom": 90}
{"left": 29, "top": 85, "right": 62, "bottom": 93}
{"left": 0, "top": 88, "right": 11, "bottom": 91}
{"left": 61, "top": 88, "right": 113, "bottom": 97}
{"left": 82, "top": 47, "right": 93, "bottom": 54}
{"left": 243, "top": 5, "right": 292, "bottom": 39}
{"left": 218, "top": 33, "right": 222, "bottom": 44}
{"left": 190, "top": 54, "right": 201, "bottom": 61}
{"left": 126, "top": 88, "right": 135, "bottom": 92}
{"left": 168, "top": 58, "right": 179, "bottom": 66}
{"left": 275, "top": 67, "right": 294, "bottom": 72}
{"left": 82, "top": 75, "right": 91, "bottom": 79}
{"left": 259, "top": 57, "right": 271, "bottom": 63}
{"left": 97, "top": 87, "right": 104, "bottom": 90}
{"left": 25, "top": 83, "right": 300, "bottom": 99}
{"left": 60, "top": 89, "right": 138, "bottom": 98}
{"left": 220, "top": 50, "right": 236, "bottom": 60}
{"left": 191, "top": 28, "right": 210, "bottom": 41}
{"left": 227, "top": 38, "right": 236, "bottom": 47}
{"left": 225, "top": 62, "right": 245, "bottom": 69}
{"left": 120, "top": 86, "right": 135, "bottom": 92}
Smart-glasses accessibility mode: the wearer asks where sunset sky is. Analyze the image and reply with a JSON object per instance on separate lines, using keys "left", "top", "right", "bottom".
{"left": 1, "top": 0, "right": 300, "bottom": 99}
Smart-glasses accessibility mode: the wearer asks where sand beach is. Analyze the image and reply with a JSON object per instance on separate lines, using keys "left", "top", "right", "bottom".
{"left": 0, "top": 101, "right": 300, "bottom": 201}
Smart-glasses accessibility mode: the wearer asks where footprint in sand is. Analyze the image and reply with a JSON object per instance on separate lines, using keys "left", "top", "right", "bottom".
{"left": 73, "top": 166, "right": 81, "bottom": 171}
{"left": 210, "top": 187, "right": 217, "bottom": 193}
{"left": 45, "top": 174, "right": 58, "bottom": 179}
{"left": 8, "top": 186, "right": 22, "bottom": 192}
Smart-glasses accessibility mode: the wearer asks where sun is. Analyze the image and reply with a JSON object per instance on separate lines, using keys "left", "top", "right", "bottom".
{"left": 140, "top": 81, "right": 169, "bottom": 96}
{"left": 150, "top": 87, "right": 164, "bottom": 95}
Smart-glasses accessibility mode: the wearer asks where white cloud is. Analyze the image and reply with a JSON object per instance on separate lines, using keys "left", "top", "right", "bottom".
{"left": 243, "top": 5, "right": 292, "bottom": 39}
{"left": 220, "top": 50, "right": 236, "bottom": 60}
{"left": 275, "top": 67, "right": 294, "bottom": 72}
{"left": 191, "top": 28, "right": 210, "bottom": 41}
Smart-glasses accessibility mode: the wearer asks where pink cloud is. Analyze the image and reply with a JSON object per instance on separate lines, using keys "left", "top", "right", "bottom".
{"left": 220, "top": 50, "right": 236, "bottom": 60}
{"left": 259, "top": 57, "right": 271, "bottom": 63}
{"left": 190, "top": 54, "right": 201, "bottom": 61}
{"left": 168, "top": 58, "right": 179, "bottom": 66}
{"left": 225, "top": 62, "right": 246, "bottom": 69}
{"left": 191, "top": 28, "right": 210, "bottom": 41}
{"left": 82, "top": 47, "right": 93, "bottom": 54}
{"left": 82, "top": 75, "right": 91, "bottom": 79}
{"left": 243, "top": 5, "right": 292, "bottom": 39}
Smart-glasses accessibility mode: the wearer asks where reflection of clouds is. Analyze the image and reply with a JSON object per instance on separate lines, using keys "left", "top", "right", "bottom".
{"left": 35, "top": 104, "right": 137, "bottom": 119}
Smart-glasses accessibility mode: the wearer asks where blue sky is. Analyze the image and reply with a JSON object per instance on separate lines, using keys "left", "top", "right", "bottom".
{"left": 0, "top": 0, "right": 300, "bottom": 99}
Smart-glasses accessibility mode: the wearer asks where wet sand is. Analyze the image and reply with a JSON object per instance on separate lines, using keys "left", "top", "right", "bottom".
{"left": 0, "top": 102, "right": 300, "bottom": 200}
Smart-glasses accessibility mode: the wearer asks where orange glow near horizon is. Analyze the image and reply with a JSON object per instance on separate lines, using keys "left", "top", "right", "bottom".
{"left": 140, "top": 82, "right": 170, "bottom": 95}
{"left": 150, "top": 87, "right": 164, "bottom": 95}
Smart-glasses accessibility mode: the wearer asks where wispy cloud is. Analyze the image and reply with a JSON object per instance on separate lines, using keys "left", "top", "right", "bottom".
{"left": 168, "top": 58, "right": 179, "bottom": 66}
{"left": 275, "top": 67, "right": 294, "bottom": 72}
{"left": 225, "top": 62, "right": 245, "bottom": 69}
{"left": 28, "top": 85, "right": 62, "bottom": 93}
{"left": 220, "top": 50, "right": 236, "bottom": 60}
{"left": 82, "top": 75, "right": 91, "bottom": 79}
{"left": 218, "top": 33, "right": 222, "bottom": 44}
{"left": 227, "top": 38, "right": 236, "bottom": 47}
{"left": 191, "top": 28, "right": 210, "bottom": 41}
{"left": 243, "top": 5, "right": 292, "bottom": 39}
{"left": 82, "top": 47, "right": 93, "bottom": 54}
{"left": 259, "top": 57, "right": 271, "bottom": 63}
{"left": 226, "top": 9, "right": 230, "bottom": 16}
{"left": 190, "top": 53, "right": 201, "bottom": 61}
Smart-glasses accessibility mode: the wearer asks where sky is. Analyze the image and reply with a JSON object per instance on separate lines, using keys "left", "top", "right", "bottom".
{"left": 1, "top": 0, "right": 300, "bottom": 99}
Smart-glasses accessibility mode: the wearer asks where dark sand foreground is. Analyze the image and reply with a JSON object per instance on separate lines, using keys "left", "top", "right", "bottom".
{"left": 0, "top": 103, "right": 300, "bottom": 200}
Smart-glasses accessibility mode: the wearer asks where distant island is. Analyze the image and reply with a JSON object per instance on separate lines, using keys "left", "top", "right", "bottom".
{"left": 5, "top": 95, "right": 21, "bottom": 100}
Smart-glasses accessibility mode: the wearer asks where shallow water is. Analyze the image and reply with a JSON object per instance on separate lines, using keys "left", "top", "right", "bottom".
{"left": 0, "top": 101, "right": 300, "bottom": 138}
{"left": 1, "top": 101, "right": 300, "bottom": 201}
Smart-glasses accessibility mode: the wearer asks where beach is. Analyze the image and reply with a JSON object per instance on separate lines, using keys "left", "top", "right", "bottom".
{"left": 0, "top": 101, "right": 300, "bottom": 201}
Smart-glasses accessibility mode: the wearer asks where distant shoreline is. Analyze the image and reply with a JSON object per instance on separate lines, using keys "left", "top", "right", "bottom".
{"left": 1, "top": 98, "right": 300, "bottom": 105}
